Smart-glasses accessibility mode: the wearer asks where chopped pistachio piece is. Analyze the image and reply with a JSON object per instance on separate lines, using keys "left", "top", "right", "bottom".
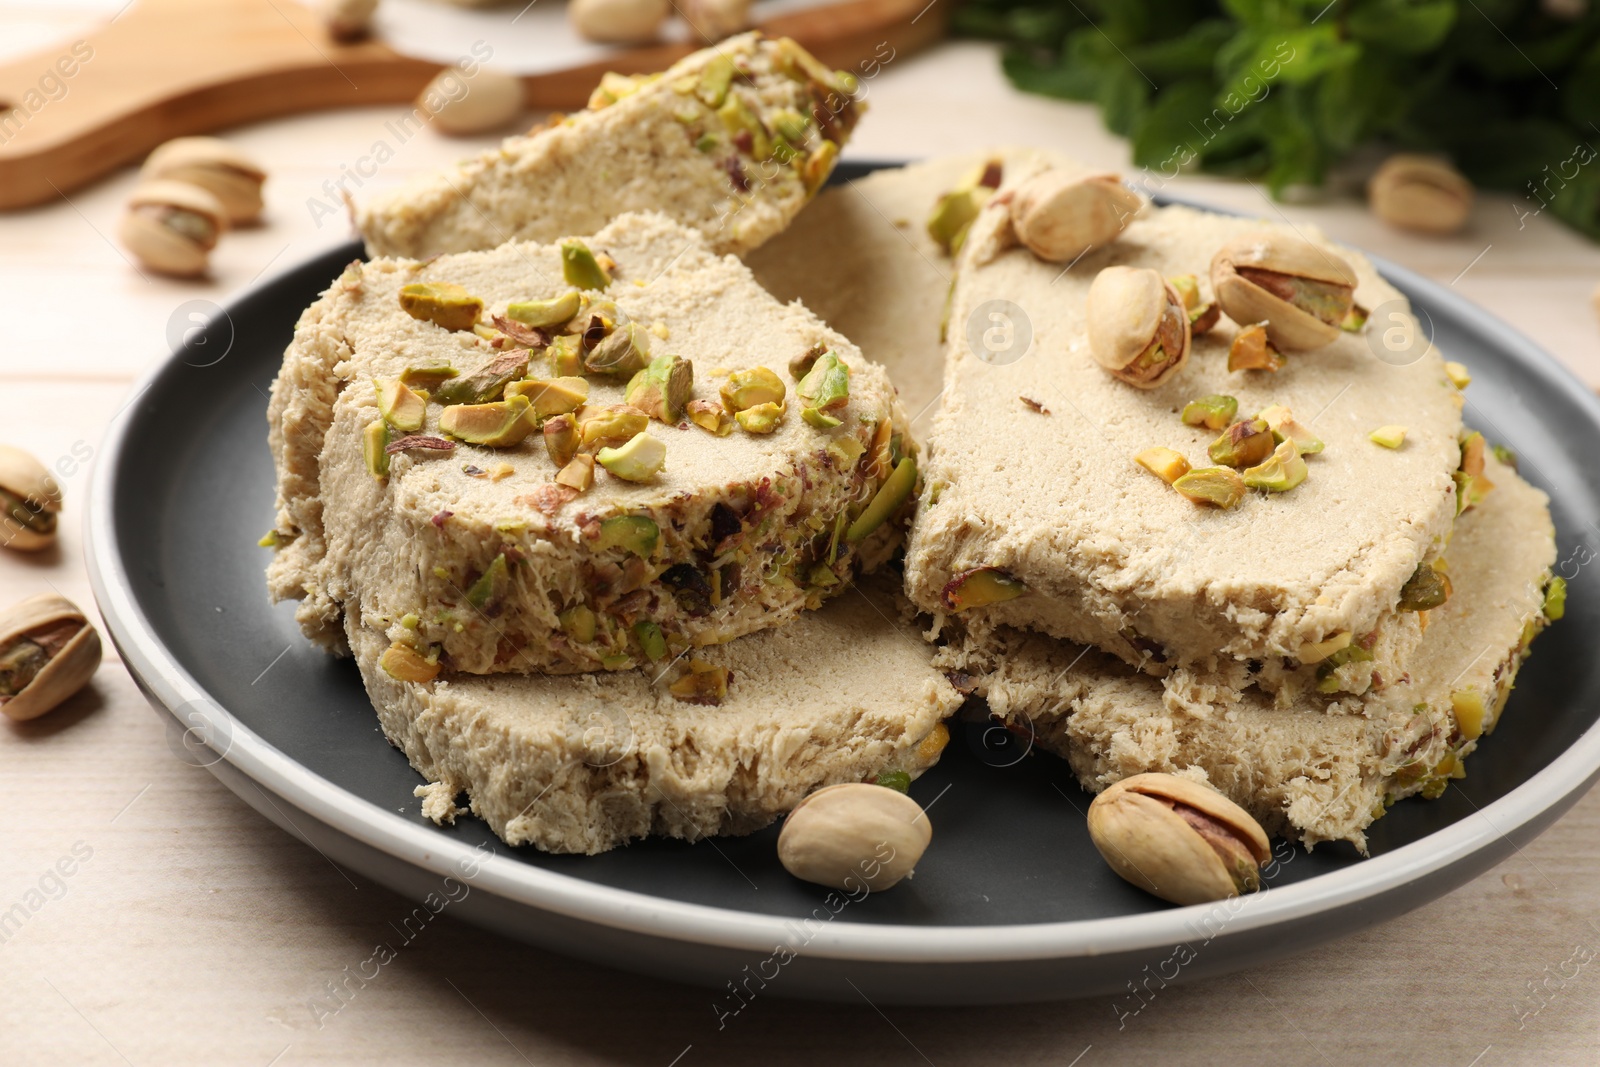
{"left": 399, "top": 282, "right": 483, "bottom": 332}
{"left": 686, "top": 398, "right": 734, "bottom": 435}
{"left": 802, "top": 140, "right": 839, "bottom": 195}
{"left": 669, "top": 658, "right": 729, "bottom": 705}
{"left": 506, "top": 290, "right": 582, "bottom": 329}
{"left": 772, "top": 108, "right": 810, "bottom": 143}
{"left": 828, "top": 434, "right": 866, "bottom": 468}
{"left": 789, "top": 343, "right": 826, "bottom": 381}
{"left": 735, "top": 401, "right": 785, "bottom": 434}
{"left": 466, "top": 554, "right": 509, "bottom": 610}
{"left": 546, "top": 334, "right": 584, "bottom": 377}
{"left": 362, "top": 419, "right": 390, "bottom": 480}
{"left": 926, "top": 186, "right": 990, "bottom": 254}
{"left": 505, "top": 376, "right": 589, "bottom": 419}
{"left": 561, "top": 240, "right": 612, "bottom": 290}
{"left": 1135, "top": 447, "right": 1191, "bottom": 485}
{"left": 543, "top": 412, "right": 579, "bottom": 466}
{"left": 1257, "top": 405, "right": 1324, "bottom": 455}
{"left": 584, "top": 321, "right": 651, "bottom": 377}
{"left": 258, "top": 529, "right": 280, "bottom": 548}
{"left": 578, "top": 404, "right": 650, "bottom": 452}
{"left": 597, "top": 431, "right": 666, "bottom": 482}
{"left": 438, "top": 395, "right": 534, "bottom": 447}
{"left": 1242, "top": 438, "right": 1308, "bottom": 492}
{"left": 718, "top": 95, "right": 772, "bottom": 161}
{"left": 875, "top": 770, "right": 912, "bottom": 793}
{"left": 1444, "top": 361, "right": 1472, "bottom": 389}
{"left": 940, "top": 567, "right": 1027, "bottom": 612}
{"left": 1341, "top": 303, "right": 1369, "bottom": 332}
{"left": 1398, "top": 561, "right": 1452, "bottom": 611}
{"left": 1369, "top": 425, "right": 1408, "bottom": 449}
{"left": 559, "top": 604, "right": 597, "bottom": 643}
{"left": 375, "top": 378, "right": 427, "bottom": 433}
{"left": 597, "top": 514, "right": 659, "bottom": 556}
{"left": 1227, "top": 323, "right": 1284, "bottom": 372}
{"left": 1453, "top": 688, "right": 1488, "bottom": 741}
{"left": 1172, "top": 466, "right": 1246, "bottom": 508}
{"left": 846, "top": 456, "right": 916, "bottom": 543}
{"left": 1492, "top": 443, "right": 1518, "bottom": 469}
{"left": 1208, "top": 418, "right": 1274, "bottom": 469}
{"left": 434, "top": 351, "right": 529, "bottom": 406}
{"left": 720, "top": 366, "right": 787, "bottom": 412}
{"left": 802, "top": 407, "right": 842, "bottom": 429}
{"left": 696, "top": 54, "right": 735, "bottom": 107}
{"left": 1180, "top": 394, "right": 1237, "bottom": 431}
{"left": 632, "top": 620, "right": 667, "bottom": 662}
{"left": 797, "top": 350, "right": 849, "bottom": 426}
{"left": 555, "top": 454, "right": 595, "bottom": 492}
{"left": 1459, "top": 431, "right": 1486, "bottom": 477}
{"left": 1297, "top": 630, "right": 1354, "bottom": 665}
{"left": 625, "top": 354, "right": 694, "bottom": 423}
{"left": 400, "top": 364, "right": 458, "bottom": 389}
{"left": 1169, "top": 274, "right": 1202, "bottom": 310}
{"left": 1545, "top": 575, "right": 1567, "bottom": 621}
{"left": 379, "top": 642, "right": 439, "bottom": 683}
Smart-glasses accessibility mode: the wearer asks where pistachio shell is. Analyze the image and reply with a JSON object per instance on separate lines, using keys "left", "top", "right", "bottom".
{"left": 1085, "top": 266, "right": 1190, "bottom": 388}
{"left": 1369, "top": 154, "right": 1473, "bottom": 236}
{"left": 1009, "top": 169, "right": 1142, "bottom": 263}
{"left": 424, "top": 69, "right": 524, "bottom": 136}
{"left": 0, "top": 445, "right": 63, "bottom": 551}
{"left": 119, "top": 180, "right": 228, "bottom": 277}
{"left": 777, "top": 782, "right": 931, "bottom": 892}
{"left": 0, "top": 593, "right": 102, "bottom": 722}
{"left": 1211, "top": 233, "right": 1357, "bottom": 351}
{"left": 140, "top": 137, "right": 267, "bottom": 223}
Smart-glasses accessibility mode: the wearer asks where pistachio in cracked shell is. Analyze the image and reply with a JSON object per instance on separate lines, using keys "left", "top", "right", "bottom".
{"left": 777, "top": 782, "right": 931, "bottom": 892}
{"left": 1086, "top": 772, "right": 1270, "bottom": 905}
{"left": 0, "top": 445, "right": 63, "bottom": 552}
{"left": 1211, "top": 233, "right": 1357, "bottom": 351}
{"left": 1369, "top": 154, "right": 1473, "bottom": 236}
{"left": 1008, "top": 169, "right": 1142, "bottom": 263}
{"left": 118, "top": 180, "right": 227, "bottom": 278}
{"left": 1086, "top": 265, "right": 1190, "bottom": 389}
{"left": 140, "top": 137, "right": 267, "bottom": 224}
{"left": 0, "top": 593, "right": 102, "bottom": 722}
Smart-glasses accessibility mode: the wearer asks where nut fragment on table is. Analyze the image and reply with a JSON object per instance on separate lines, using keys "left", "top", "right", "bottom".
{"left": 421, "top": 67, "right": 524, "bottom": 136}
{"left": 140, "top": 137, "right": 267, "bottom": 224}
{"left": 1008, "top": 168, "right": 1142, "bottom": 263}
{"left": 1369, "top": 154, "right": 1473, "bottom": 236}
{"left": 118, "top": 180, "right": 227, "bottom": 278}
{"left": 0, "top": 594, "right": 102, "bottom": 722}
{"left": 0, "top": 445, "right": 63, "bottom": 552}
{"left": 1211, "top": 232, "right": 1357, "bottom": 351}
{"left": 1086, "top": 772, "right": 1270, "bottom": 905}
{"left": 569, "top": 0, "right": 670, "bottom": 43}
{"left": 777, "top": 782, "right": 931, "bottom": 892}
{"left": 1085, "top": 265, "right": 1190, "bottom": 388}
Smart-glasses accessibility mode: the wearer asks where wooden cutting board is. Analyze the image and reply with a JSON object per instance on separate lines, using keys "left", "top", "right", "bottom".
{"left": 0, "top": 0, "right": 946, "bottom": 211}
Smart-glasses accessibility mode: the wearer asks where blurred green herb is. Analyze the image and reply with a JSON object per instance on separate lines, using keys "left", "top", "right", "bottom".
{"left": 953, "top": 0, "right": 1600, "bottom": 238}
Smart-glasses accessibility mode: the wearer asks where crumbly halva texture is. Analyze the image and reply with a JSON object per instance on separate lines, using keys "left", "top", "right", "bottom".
{"left": 358, "top": 33, "right": 860, "bottom": 260}
{"left": 347, "top": 579, "right": 962, "bottom": 854}
{"left": 266, "top": 212, "right": 912, "bottom": 674}
{"left": 938, "top": 456, "right": 1555, "bottom": 849}
{"left": 905, "top": 159, "right": 1464, "bottom": 696}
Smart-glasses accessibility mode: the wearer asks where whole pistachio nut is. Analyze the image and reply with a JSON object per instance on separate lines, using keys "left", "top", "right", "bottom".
{"left": 0, "top": 445, "right": 63, "bottom": 552}
{"left": 569, "top": 0, "right": 670, "bottom": 44}
{"left": 319, "top": 0, "right": 378, "bottom": 41}
{"left": 1211, "top": 233, "right": 1358, "bottom": 351}
{"left": 1086, "top": 772, "right": 1271, "bottom": 906}
{"left": 578, "top": 404, "right": 651, "bottom": 453}
{"left": 777, "top": 782, "right": 931, "bottom": 892}
{"left": 1086, "top": 266, "right": 1190, "bottom": 389}
{"left": 0, "top": 593, "right": 102, "bottom": 722}
{"left": 720, "top": 366, "right": 787, "bottom": 412}
{"left": 1008, "top": 169, "right": 1142, "bottom": 263}
{"left": 597, "top": 431, "right": 667, "bottom": 482}
{"left": 1369, "top": 154, "right": 1473, "bottom": 236}
{"left": 119, "top": 180, "right": 227, "bottom": 278}
{"left": 625, "top": 354, "right": 694, "bottom": 423}
{"left": 140, "top": 137, "right": 267, "bottom": 224}
{"left": 400, "top": 282, "right": 484, "bottom": 333}
{"left": 424, "top": 68, "right": 524, "bottom": 136}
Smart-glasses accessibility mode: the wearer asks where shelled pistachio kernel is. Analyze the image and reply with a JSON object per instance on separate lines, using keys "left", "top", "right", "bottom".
{"left": 1398, "top": 560, "right": 1452, "bottom": 611}
{"left": 559, "top": 604, "right": 597, "bottom": 643}
{"left": 597, "top": 431, "right": 666, "bottom": 482}
{"left": 1227, "top": 323, "right": 1284, "bottom": 372}
{"left": 720, "top": 366, "right": 786, "bottom": 412}
{"left": 546, "top": 334, "right": 584, "bottom": 377}
{"left": 1258, "top": 405, "right": 1324, "bottom": 455}
{"left": 1172, "top": 467, "right": 1246, "bottom": 509}
{"left": 597, "top": 514, "right": 659, "bottom": 555}
{"left": 555, "top": 454, "right": 595, "bottom": 492}
{"left": 669, "top": 658, "right": 729, "bottom": 704}
{"left": 686, "top": 399, "right": 734, "bottom": 435}
{"left": 439, "top": 395, "right": 534, "bottom": 447}
{"left": 506, "top": 376, "right": 588, "bottom": 419}
{"left": 1135, "top": 447, "right": 1191, "bottom": 485}
{"left": 625, "top": 354, "right": 694, "bottom": 423}
{"left": 1370, "top": 425, "right": 1408, "bottom": 449}
{"left": 790, "top": 343, "right": 826, "bottom": 381}
{"left": 380, "top": 642, "right": 439, "bottom": 683}
{"left": 561, "top": 239, "right": 612, "bottom": 290}
{"left": 735, "top": 402, "right": 785, "bottom": 434}
{"left": 543, "top": 413, "right": 579, "bottom": 466}
{"left": 1180, "top": 395, "right": 1237, "bottom": 431}
{"left": 1170, "top": 273, "right": 1220, "bottom": 333}
{"left": 1453, "top": 688, "right": 1488, "bottom": 741}
{"left": 1545, "top": 576, "right": 1567, "bottom": 621}
{"left": 363, "top": 420, "right": 391, "bottom": 479}
{"left": 399, "top": 282, "right": 483, "bottom": 332}
{"left": 846, "top": 456, "right": 917, "bottom": 543}
{"left": 506, "top": 290, "right": 581, "bottom": 329}
{"left": 1444, "top": 361, "right": 1472, "bottom": 389}
{"left": 578, "top": 405, "right": 650, "bottom": 452}
{"left": 1242, "top": 438, "right": 1308, "bottom": 492}
{"left": 1208, "top": 418, "right": 1274, "bottom": 469}
{"left": 940, "top": 567, "right": 1026, "bottom": 612}
{"left": 375, "top": 378, "right": 426, "bottom": 432}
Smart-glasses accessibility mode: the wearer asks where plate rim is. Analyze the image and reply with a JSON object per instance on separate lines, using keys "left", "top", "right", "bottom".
{"left": 85, "top": 172, "right": 1600, "bottom": 965}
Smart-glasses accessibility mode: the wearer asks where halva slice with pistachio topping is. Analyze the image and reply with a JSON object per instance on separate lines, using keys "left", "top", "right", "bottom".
{"left": 346, "top": 576, "right": 962, "bottom": 854}
{"left": 904, "top": 153, "right": 1465, "bottom": 701}
{"left": 266, "top": 212, "right": 913, "bottom": 675}
{"left": 358, "top": 33, "right": 860, "bottom": 261}
{"left": 937, "top": 455, "right": 1555, "bottom": 850}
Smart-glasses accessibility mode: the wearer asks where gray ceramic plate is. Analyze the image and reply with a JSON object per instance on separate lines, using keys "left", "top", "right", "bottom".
{"left": 85, "top": 163, "right": 1600, "bottom": 1004}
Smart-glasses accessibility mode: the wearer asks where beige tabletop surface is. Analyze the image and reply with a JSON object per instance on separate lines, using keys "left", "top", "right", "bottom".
{"left": 3, "top": 3, "right": 1600, "bottom": 1065}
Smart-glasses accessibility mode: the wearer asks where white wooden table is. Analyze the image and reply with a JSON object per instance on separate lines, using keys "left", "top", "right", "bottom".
{"left": 3, "top": 5, "right": 1599, "bottom": 1064}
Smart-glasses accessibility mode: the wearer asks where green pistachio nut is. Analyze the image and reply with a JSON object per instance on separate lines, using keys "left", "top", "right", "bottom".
{"left": 506, "top": 290, "right": 582, "bottom": 329}
{"left": 1241, "top": 439, "right": 1308, "bottom": 492}
{"left": 584, "top": 321, "right": 651, "bottom": 377}
{"left": 547, "top": 334, "right": 584, "bottom": 377}
{"left": 578, "top": 404, "right": 650, "bottom": 452}
{"left": 735, "top": 401, "right": 785, "bottom": 434}
{"left": 1258, "top": 404, "right": 1324, "bottom": 455}
{"left": 720, "top": 366, "right": 786, "bottom": 412}
{"left": 1172, "top": 467, "right": 1246, "bottom": 508}
{"left": 797, "top": 350, "right": 849, "bottom": 425}
{"left": 926, "top": 186, "right": 988, "bottom": 254}
{"left": 1398, "top": 562, "right": 1452, "bottom": 611}
{"left": 625, "top": 354, "right": 694, "bottom": 423}
{"left": 1545, "top": 575, "right": 1567, "bottom": 621}
{"left": 375, "top": 378, "right": 427, "bottom": 433}
{"left": 633, "top": 620, "right": 667, "bottom": 662}
{"left": 505, "top": 376, "right": 589, "bottom": 419}
{"left": 846, "top": 456, "right": 917, "bottom": 543}
{"left": 1180, "top": 394, "right": 1237, "bottom": 431}
{"left": 686, "top": 399, "right": 734, "bottom": 436}
{"left": 363, "top": 419, "right": 390, "bottom": 480}
{"left": 697, "top": 54, "right": 735, "bottom": 107}
{"left": 559, "top": 604, "right": 597, "bottom": 643}
{"left": 802, "top": 141, "right": 839, "bottom": 195}
{"left": 597, "top": 431, "right": 667, "bottom": 483}
{"left": 434, "top": 351, "right": 530, "bottom": 406}
{"left": 597, "top": 515, "right": 660, "bottom": 556}
{"left": 561, "top": 240, "right": 612, "bottom": 290}
{"left": 1208, "top": 418, "right": 1274, "bottom": 469}
{"left": 543, "top": 412, "right": 580, "bottom": 466}
{"left": 439, "top": 395, "right": 534, "bottom": 447}
{"left": 400, "top": 363, "right": 458, "bottom": 389}
{"left": 399, "top": 282, "right": 483, "bottom": 332}
{"left": 466, "top": 553, "right": 508, "bottom": 610}
{"left": 940, "top": 567, "right": 1027, "bottom": 612}
{"left": 1369, "top": 425, "right": 1407, "bottom": 449}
